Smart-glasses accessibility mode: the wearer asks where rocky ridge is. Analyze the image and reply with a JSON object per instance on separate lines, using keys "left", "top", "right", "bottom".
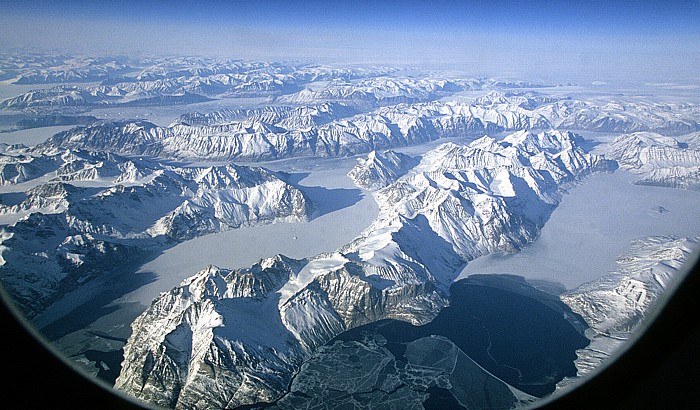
{"left": 115, "top": 129, "right": 614, "bottom": 408}
{"left": 558, "top": 236, "right": 698, "bottom": 388}
{"left": 0, "top": 149, "right": 310, "bottom": 318}
{"left": 607, "top": 131, "right": 700, "bottom": 190}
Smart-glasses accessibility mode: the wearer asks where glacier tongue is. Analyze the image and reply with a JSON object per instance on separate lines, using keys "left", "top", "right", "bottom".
{"left": 115, "top": 129, "right": 615, "bottom": 408}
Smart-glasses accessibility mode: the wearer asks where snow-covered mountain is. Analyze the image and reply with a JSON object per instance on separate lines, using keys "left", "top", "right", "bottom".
{"left": 38, "top": 88, "right": 700, "bottom": 163}
{"left": 3, "top": 55, "right": 134, "bottom": 85}
{"left": 3, "top": 54, "right": 697, "bottom": 140}
{"left": 347, "top": 130, "right": 616, "bottom": 266}
{"left": 0, "top": 85, "right": 213, "bottom": 110}
{"left": 174, "top": 102, "right": 359, "bottom": 128}
{"left": 0, "top": 58, "right": 416, "bottom": 112}
{"left": 275, "top": 77, "right": 466, "bottom": 109}
{"left": 4, "top": 54, "right": 700, "bottom": 408}
{"left": 0, "top": 212, "right": 146, "bottom": 319}
{"left": 35, "top": 100, "right": 547, "bottom": 161}
{"left": 115, "top": 130, "right": 614, "bottom": 408}
{"left": 483, "top": 91, "right": 700, "bottom": 135}
{"left": 0, "top": 114, "right": 97, "bottom": 133}
{"left": 0, "top": 59, "right": 379, "bottom": 111}
{"left": 0, "top": 152, "right": 57, "bottom": 186}
{"left": 347, "top": 150, "right": 418, "bottom": 190}
{"left": 0, "top": 149, "right": 311, "bottom": 318}
{"left": 115, "top": 257, "right": 309, "bottom": 408}
{"left": 0, "top": 148, "right": 158, "bottom": 188}
{"left": 606, "top": 132, "right": 700, "bottom": 190}
{"left": 472, "top": 90, "right": 565, "bottom": 110}
{"left": 558, "top": 236, "right": 698, "bottom": 387}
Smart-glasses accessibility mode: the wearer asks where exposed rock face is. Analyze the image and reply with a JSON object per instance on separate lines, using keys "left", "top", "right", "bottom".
{"left": 558, "top": 236, "right": 698, "bottom": 388}
{"left": 174, "top": 102, "right": 359, "bottom": 128}
{"left": 4, "top": 54, "right": 700, "bottom": 409}
{"left": 115, "top": 258, "right": 307, "bottom": 409}
{"left": 0, "top": 154, "right": 55, "bottom": 186}
{"left": 274, "top": 77, "right": 466, "bottom": 109}
{"left": 0, "top": 149, "right": 153, "bottom": 187}
{"left": 115, "top": 254, "right": 448, "bottom": 409}
{"left": 115, "top": 130, "right": 614, "bottom": 408}
{"left": 0, "top": 64, "right": 452, "bottom": 111}
{"left": 0, "top": 212, "right": 144, "bottom": 318}
{"left": 351, "top": 130, "right": 616, "bottom": 265}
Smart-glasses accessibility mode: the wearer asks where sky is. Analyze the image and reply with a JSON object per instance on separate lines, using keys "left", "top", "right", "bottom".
{"left": 0, "top": 0, "right": 698, "bottom": 82}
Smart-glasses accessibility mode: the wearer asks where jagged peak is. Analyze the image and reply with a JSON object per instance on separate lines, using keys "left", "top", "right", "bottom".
{"left": 612, "top": 131, "right": 681, "bottom": 148}
{"left": 26, "top": 181, "right": 77, "bottom": 198}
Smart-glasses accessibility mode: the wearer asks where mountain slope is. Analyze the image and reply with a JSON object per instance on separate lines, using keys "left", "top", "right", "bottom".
{"left": 558, "top": 236, "right": 698, "bottom": 387}
{"left": 115, "top": 130, "right": 614, "bottom": 408}
{"left": 606, "top": 132, "right": 700, "bottom": 190}
{"left": 0, "top": 150, "right": 311, "bottom": 318}
{"left": 39, "top": 88, "right": 700, "bottom": 162}
{"left": 347, "top": 150, "right": 419, "bottom": 190}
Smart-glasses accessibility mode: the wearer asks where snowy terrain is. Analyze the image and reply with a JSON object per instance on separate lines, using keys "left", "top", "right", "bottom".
{"left": 557, "top": 236, "right": 698, "bottom": 389}
{"left": 606, "top": 131, "right": 700, "bottom": 190}
{"left": 0, "top": 53, "right": 699, "bottom": 410}
{"left": 28, "top": 90, "right": 699, "bottom": 164}
{"left": 0, "top": 147, "right": 310, "bottom": 318}
{"left": 114, "top": 130, "right": 615, "bottom": 408}
{"left": 458, "top": 169, "right": 700, "bottom": 288}
{"left": 347, "top": 149, "right": 418, "bottom": 190}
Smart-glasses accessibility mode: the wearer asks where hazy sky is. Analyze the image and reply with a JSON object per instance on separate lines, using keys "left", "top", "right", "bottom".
{"left": 1, "top": 0, "right": 698, "bottom": 82}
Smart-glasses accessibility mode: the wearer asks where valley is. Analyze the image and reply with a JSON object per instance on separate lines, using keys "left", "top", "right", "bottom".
{"left": 0, "top": 54, "right": 698, "bottom": 409}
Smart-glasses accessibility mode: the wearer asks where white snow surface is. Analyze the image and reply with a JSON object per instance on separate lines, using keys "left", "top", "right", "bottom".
{"left": 458, "top": 170, "right": 700, "bottom": 288}
{"left": 115, "top": 129, "right": 615, "bottom": 408}
{"left": 0, "top": 149, "right": 310, "bottom": 318}
{"left": 557, "top": 236, "right": 698, "bottom": 389}
{"left": 37, "top": 88, "right": 700, "bottom": 163}
{"left": 119, "top": 156, "right": 378, "bottom": 306}
{"left": 606, "top": 131, "right": 700, "bottom": 190}
{"left": 347, "top": 149, "right": 418, "bottom": 190}
{"left": 2, "top": 59, "right": 700, "bottom": 408}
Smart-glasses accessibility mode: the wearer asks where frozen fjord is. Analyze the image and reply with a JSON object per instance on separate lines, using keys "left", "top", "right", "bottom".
{"left": 458, "top": 167, "right": 700, "bottom": 289}
{"left": 119, "top": 155, "right": 380, "bottom": 306}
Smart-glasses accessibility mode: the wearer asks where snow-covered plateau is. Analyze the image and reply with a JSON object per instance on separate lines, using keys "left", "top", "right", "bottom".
{"left": 1, "top": 54, "right": 699, "bottom": 410}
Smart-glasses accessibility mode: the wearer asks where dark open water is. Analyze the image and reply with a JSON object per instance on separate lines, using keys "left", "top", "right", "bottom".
{"left": 332, "top": 274, "right": 590, "bottom": 398}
